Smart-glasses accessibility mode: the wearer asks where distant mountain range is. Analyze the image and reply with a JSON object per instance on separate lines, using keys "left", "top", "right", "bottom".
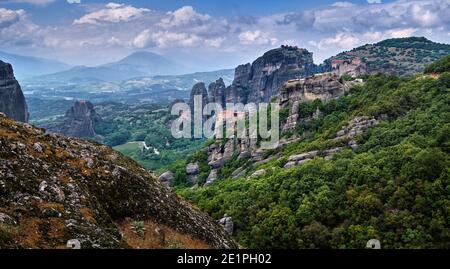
{"left": 25, "top": 51, "right": 187, "bottom": 83}
{"left": 0, "top": 51, "right": 71, "bottom": 80}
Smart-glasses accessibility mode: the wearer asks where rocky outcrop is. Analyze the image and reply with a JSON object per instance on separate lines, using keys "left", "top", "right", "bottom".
{"left": 279, "top": 73, "right": 363, "bottom": 132}
{"left": 205, "top": 169, "right": 218, "bottom": 186}
{"left": 189, "top": 82, "right": 208, "bottom": 111}
{"left": 218, "top": 214, "right": 234, "bottom": 235}
{"left": 45, "top": 100, "right": 99, "bottom": 138}
{"left": 0, "top": 114, "right": 237, "bottom": 249}
{"left": 0, "top": 60, "right": 28, "bottom": 123}
{"left": 280, "top": 73, "right": 348, "bottom": 107}
{"left": 208, "top": 78, "right": 226, "bottom": 106}
{"left": 159, "top": 171, "right": 174, "bottom": 187}
{"left": 335, "top": 116, "right": 379, "bottom": 149}
{"left": 186, "top": 163, "right": 200, "bottom": 184}
{"left": 206, "top": 45, "right": 316, "bottom": 105}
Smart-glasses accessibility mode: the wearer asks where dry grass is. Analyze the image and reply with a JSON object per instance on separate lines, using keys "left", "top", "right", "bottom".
{"left": 119, "top": 219, "right": 211, "bottom": 249}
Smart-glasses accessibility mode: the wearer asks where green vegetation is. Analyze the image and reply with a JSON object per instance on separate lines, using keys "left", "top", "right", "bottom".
{"left": 174, "top": 72, "right": 450, "bottom": 249}
{"left": 93, "top": 102, "right": 205, "bottom": 172}
{"left": 377, "top": 37, "right": 450, "bottom": 51}
{"left": 425, "top": 55, "right": 450, "bottom": 74}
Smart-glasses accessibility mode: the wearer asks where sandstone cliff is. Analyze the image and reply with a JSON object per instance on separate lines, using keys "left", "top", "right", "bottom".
{"left": 0, "top": 114, "right": 237, "bottom": 249}
{"left": 0, "top": 60, "right": 28, "bottom": 123}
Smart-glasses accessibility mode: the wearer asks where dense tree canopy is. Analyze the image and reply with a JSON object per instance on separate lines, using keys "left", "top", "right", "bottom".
{"left": 174, "top": 71, "right": 450, "bottom": 249}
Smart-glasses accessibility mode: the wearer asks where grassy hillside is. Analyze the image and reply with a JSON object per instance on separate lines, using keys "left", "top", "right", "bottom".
{"left": 174, "top": 66, "right": 450, "bottom": 248}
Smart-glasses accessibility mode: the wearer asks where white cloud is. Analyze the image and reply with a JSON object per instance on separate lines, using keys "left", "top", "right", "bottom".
{"left": 132, "top": 30, "right": 201, "bottom": 48}
{"left": 205, "top": 37, "right": 225, "bottom": 48}
{"left": 311, "top": 32, "right": 360, "bottom": 50}
{"left": 159, "top": 6, "right": 211, "bottom": 28}
{"left": 73, "top": 3, "right": 150, "bottom": 25}
{"left": 238, "top": 30, "right": 278, "bottom": 45}
{"left": 2, "top": 0, "right": 450, "bottom": 68}
{"left": 367, "top": 0, "right": 382, "bottom": 4}
{"left": 387, "top": 28, "right": 417, "bottom": 38}
{"left": 332, "top": 2, "right": 355, "bottom": 8}
{"left": 67, "top": 0, "right": 81, "bottom": 3}
{"left": 0, "top": 8, "right": 25, "bottom": 28}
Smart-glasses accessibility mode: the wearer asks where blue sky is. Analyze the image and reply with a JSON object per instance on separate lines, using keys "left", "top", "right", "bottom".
{"left": 0, "top": 0, "right": 449, "bottom": 71}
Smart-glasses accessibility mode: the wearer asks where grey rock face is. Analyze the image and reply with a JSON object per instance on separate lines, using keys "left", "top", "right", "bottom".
{"left": 205, "top": 169, "right": 218, "bottom": 186}
{"left": 335, "top": 116, "right": 379, "bottom": 149}
{"left": 46, "top": 100, "right": 100, "bottom": 138}
{"left": 189, "top": 82, "right": 208, "bottom": 111}
{"left": 186, "top": 163, "right": 200, "bottom": 184}
{"left": 204, "top": 46, "right": 316, "bottom": 107}
{"left": 0, "top": 60, "right": 28, "bottom": 122}
{"left": 218, "top": 214, "right": 234, "bottom": 235}
{"left": 250, "top": 169, "right": 267, "bottom": 178}
{"left": 208, "top": 78, "right": 226, "bottom": 106}
{"left": 280, "top": 73, "right": 347, "bottom": 108}
{"left": 159, "top": 171, "right": 174, "bottom": 187}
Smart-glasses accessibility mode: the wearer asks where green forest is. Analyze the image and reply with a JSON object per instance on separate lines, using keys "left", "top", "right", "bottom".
{"left": 173, "top": 58, "right": 450, "bottom": 249}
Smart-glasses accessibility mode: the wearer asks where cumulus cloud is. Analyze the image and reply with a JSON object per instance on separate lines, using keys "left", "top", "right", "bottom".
{"left": 2, "top": 0, "right": 450, "bottom": 67}
{"left": 238, "top": 30, "right": 278, "bottom": 45}
{"left": 0, "top": 8, "right": 25, "bottom": 28}
{"left": 132, "top": 30, "right": 201, "bottom": 48}
{"left": 310, "top": 32, "right": 360, "bottom": 50}
{"left": 367, "top": 0, "right": 382, "bottom": 4}
{"left": 159, "top": 6, "right": 211, "bottom": 28}
{"left": 332, "top": 2, "right": 355, "bottom": 8}
{"left": 73, "top": 3, "right": 150, "bottom": 25}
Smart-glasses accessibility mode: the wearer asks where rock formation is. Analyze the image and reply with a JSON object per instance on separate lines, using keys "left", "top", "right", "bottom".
{"left": 189, "top": 82, "right": 208, "bottom": 111}
{"left": 279, "top": 73, "right": 363, "bottom": 132}
{"left": 0, "top": 114, "right": 237, "bottom": 249}
{"left": 335, "top": 116, "right": 379, "bottom": 149}
{"left": 45, "top": 100, "right": 99, "bottom": 138}
{"left": 279, "top": 73, "right": 348, "bottom": 107}
{"left": 0, "top": 60, "right": 28, "bottom": 122}
{"left": 186, "top": 163, "right": 200, "bottom": 184}
{"left": 206, "top": 45, "right": 316, "bottom": 105}
{"left": 208, "top": 78, "right": 226, "bottom": 106}
{"left": 159, "top": 171, "right": 174, "bottom": 187}
{"left": 218, "top": 214, "right": 234, "bottom": 235}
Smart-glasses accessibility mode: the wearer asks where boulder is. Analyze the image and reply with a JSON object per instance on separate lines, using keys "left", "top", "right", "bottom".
{"left": 186, "top": 163, "right": 200, "bottom": 175}
{"left": 218, "top": 214, "right": 234, "bottom": 235}
{"left": 159, "top": 171, "right": 174, "bottom": 186}
{"left": 250, "top": 169, "right": 266, "bottom": 178}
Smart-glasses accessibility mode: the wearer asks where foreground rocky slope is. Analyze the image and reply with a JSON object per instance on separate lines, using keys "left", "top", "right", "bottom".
{"left": 0, "top": 114, "right": 237, "bottom": 249}
{"left": 0, "top": 60, "right": 28, "bottom": 123}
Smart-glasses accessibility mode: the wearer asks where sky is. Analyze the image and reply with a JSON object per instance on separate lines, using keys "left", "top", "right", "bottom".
{"left": 1, "top": 0, "right": 450, "bottom": 72}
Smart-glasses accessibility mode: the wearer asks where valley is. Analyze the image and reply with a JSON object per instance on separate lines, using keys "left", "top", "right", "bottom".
{"left": 1, "top": 36, "right": 449, "bottom": 249}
